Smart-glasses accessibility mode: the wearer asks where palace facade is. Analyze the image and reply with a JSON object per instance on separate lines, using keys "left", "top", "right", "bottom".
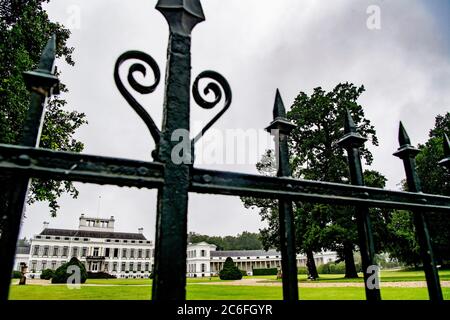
{"left": 16, "top": 215, "right": 337, "bottom": 278}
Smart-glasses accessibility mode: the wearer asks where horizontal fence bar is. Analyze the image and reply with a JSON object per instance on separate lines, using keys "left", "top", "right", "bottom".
{"left": 190, "top": 168, "right": 450, "bottom": 212}
{"left": 0, "top": 144, "right": 164, "bottom": 188}
{"left": 1, "top": 144, "right": 450, "bottom": 212}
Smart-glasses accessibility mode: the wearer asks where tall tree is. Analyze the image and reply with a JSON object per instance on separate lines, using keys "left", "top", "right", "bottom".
{"left": 0, "top": 0, "right": 86, "bottom": 216}
{"left": 387, "top": 113, "right": 450, "bottom": 265}
{"left": 243, "top": 83, "right": 381, "bottom": 278}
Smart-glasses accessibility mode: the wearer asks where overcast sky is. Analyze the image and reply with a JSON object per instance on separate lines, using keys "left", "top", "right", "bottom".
{"left": 19, "top": 0, "right": 450, "bottom": 242}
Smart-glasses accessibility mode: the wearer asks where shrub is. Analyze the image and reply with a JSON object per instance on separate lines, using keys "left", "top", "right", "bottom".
{"left": 40, "top": 269, "right": 54, "bottom": 280}
{"left": 317, "top": 262, "right": 362, "bottom": 274}
{"left": 11, "top": 271, "right": 22, "bottom": 279}
{"left": 297, "top": 266, "right": 308, "bottom": 274}
{"left": 87, "top": 272, "right": 116, "bottom": 279}
{"left": 219, "top": 257, "right": 243, "bottom": 280}
{"left": 252, "top": 268, "right": 278, "bottom": 276}
{"left": 240, "top": 270, "right": 248, "bottom": 277}
{"left": 52, "top": 257, "right": 87, "bottom": 284}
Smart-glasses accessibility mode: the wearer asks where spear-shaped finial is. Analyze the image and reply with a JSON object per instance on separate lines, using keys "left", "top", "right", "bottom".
{"left": 22, "top": 34, "right": 59, "bottom": 94}
{"left": 266, "top": 89, "right": 295, "bottom": 134}
{"left": 273, "top": 89, "right": 286, "bottom": 119}
{"left": 438, "top": 133, "right": 450, "bottom": 169}
{"left": 393, "top": 122, "right": 420, "bottom": 159}
{"left": 156, "top": 0, "right": 205, "bottom": 36}
{"left": 344, "top": 108, "right": 357, "bottom": 134}
{"left": 399, "top": 121, "right": 411, "bottom": 147}
{"left": 337, "top": 109, "right": 366, "bottom": 148}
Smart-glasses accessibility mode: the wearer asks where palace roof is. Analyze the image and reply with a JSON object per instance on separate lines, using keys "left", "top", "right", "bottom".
{"left": 39, "top": 228, "right": 147, "bottom": 241}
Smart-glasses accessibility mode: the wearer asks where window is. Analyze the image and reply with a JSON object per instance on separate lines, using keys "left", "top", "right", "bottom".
{"left": 93, "top": 247, "right": 99, "bottom": 257}
{"left": 145, "top": 250, "right": 150, "bottom": 259}
{"left": 122, "top": 249, "right": 127, "bottom": 258}
{"left": 121, "top": 262, "right": 126, "bottom": 272}
{"left": 129, "top": 262, "right": 134, "bottom": 271}
{"left": 83, "top": 238, "right": 89, "bottom": 242}
{"left": 53, "top": 247, "right": 59, "bottom": 256}
{"left": 41, "top": 261, "right": 47, "bottom": 270}
{"left": 45, "top": 236, "right": 51, "bottom": 240}
{"left": 105, "top": 248, "right": 110, "bottom": 257}
{"left": 82, "top": 247, "right": 87, "bottom": 257}
{"left": 130, "top": 249, "right": 135, "bottom": 258}
{"left": 138, "top": 249, "right": 142, "bottom": 258}
{"left": 201, "top": 250, "right": 206, "bottom": 257}
{"left": 137, "top": 263, "right": 142, "bottom": 271}
{"left": 43, "top": 246, "right": 49, "bottom": 256}
{"left": 114, "top": 248, "right": 119, "bottom": 258}
{"left": 145, "top": 263, "right": 149, "bottom": 272}
{"left": 104, "top": 263, "right": 109, "bottom": 272}
{"left": 31, "top": 261, "right": 37, "bottom": 271}
{"left": 201, "top": 264, "right": 206, "bottom": 272}
{"left": 33, "top": 245, "right": 39, "bottom": 256}
{"left": 113, "top": 263, "right": 117, "bottom": 272}
{"left": 72, "top": 247, "right": 78, "bottom": 257}
{"left": 64, "top": 237, "right": 70, "bottom": 240}
{"left": 62, "top": 246, "right": 68, "bottom": 257}
{"left": 51, "top": 261, "right": 56, "bottom": 270}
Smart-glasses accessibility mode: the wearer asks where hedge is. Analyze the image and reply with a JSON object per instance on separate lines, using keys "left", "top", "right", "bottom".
{"left": 87, "top": 272, "right": 116, "bottom": 279}
{"left": 40, "top": 269, "right": 54, "bottom": 280}
{"left": 11, "top": 271, "right": 22, "bottom": 279}
{"left": 252, "top": 268, "right": 278, "bottom": 276}
{"left": 52, "top": 257, "right": 87, "bottom": 284}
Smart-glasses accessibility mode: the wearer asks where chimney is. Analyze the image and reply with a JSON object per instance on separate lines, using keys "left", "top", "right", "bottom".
{"left": 138, "top": 227, "right": 143, "bottom": 234}
{"left": 43, "top": 222, "right": 49, "bottom": 230}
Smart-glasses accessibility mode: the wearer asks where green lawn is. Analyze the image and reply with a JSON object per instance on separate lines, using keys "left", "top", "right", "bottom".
{"left": 8, "top": 270, "right": 450, "bottom": 300}
{"left": 8, "top": 284, "right": 450, "bottom": 300}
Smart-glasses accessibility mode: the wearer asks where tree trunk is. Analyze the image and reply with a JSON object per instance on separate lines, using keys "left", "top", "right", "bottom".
{"left": 343, "top": 241, "right": 358, "bottom": 278}
{"left": 306, "top": 250, "right": 319, "bottom": 279}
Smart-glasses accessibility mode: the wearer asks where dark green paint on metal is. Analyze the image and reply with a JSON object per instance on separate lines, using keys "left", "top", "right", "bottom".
{"left": 266, "top": 90, "right": 298, "bottom": 301}
{"left": 393, "top": 122, "right": 443, "bottom": 301}
{"left": 337, "top": 109, "right": 381, "bottom": 301}
{"left": 0, "top": 35, "right": 58, "bottom": 301}
{"left": 438, "top": 133, "right": 450, "bottom": 169}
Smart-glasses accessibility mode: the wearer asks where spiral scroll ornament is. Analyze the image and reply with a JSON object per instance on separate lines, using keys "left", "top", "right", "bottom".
{"left": 192, "top": 70, "right": 232, "bottom": 144}
{"left": 114, "top": 51, "right": 161, "bottom": 144}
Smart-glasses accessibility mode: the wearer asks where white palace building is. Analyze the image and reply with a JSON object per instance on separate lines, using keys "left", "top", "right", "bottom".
{"left": 15, "top": 215, "right": 337, "bottom": 278}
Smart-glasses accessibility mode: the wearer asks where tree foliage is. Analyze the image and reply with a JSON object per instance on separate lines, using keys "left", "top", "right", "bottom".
{"left": 219, "top": 257, "right": 243, "bottom": 280}
{"left": 386, "top": 113, "right": 450, "bottom": 265}
{"left": 0, "top": 0, "right": 86, "bottom": 216}
{"left": 242, "top": 83, "right": 386, "bottom": 278}
{"left": 188, "top": 231, "right": 263, "bottom": 251}
{"left": 51, "top": 257, "right": 87, "bottom": 284}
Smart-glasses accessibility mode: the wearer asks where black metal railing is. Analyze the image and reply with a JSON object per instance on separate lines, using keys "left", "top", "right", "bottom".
{"left": 0, "top": 0, "right": 449, "bottom": 301}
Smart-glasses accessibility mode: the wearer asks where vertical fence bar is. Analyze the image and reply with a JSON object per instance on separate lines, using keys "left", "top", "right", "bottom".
{"left": 0, "top": 36, "right": 58, "bottom": 301}
{"left": 337, "top": 110, "right": 381, "bottom": 301}
{"left": 152, "top": 1, "right": 205, "bottom": 300}
{"left": 438, "top": 133, "right": 450, "bottom": 170}
{"left": 266, "top": 90, "right": 298, "bottom": 300}
{"left": 393, "top": 122, "right": 443, "bottom": 300}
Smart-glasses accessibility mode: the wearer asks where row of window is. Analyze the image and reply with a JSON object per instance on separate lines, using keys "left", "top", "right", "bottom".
{"left": 31, "top": 245, "right": 154, "bottom": 259}
{"left": 187, "top": 263, "right": 207, "bottom": 273}
{"left": 187, "top": 249, "right": 207, "bottom": 258}
{"left": 29, "top": 260, "right": 154, "bottom": 273}
{"left": 34, "top": 235, "right": 151, "bottom": 244}
{"left": 211, "top": 256, "right": 280, "bottom": 260}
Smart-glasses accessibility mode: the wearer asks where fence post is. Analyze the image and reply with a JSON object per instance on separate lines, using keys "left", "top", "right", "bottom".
{"left": 337, "top": 110, "right": 381, "bottom": 301}
{"left": 438, "top": 133, "right": 450, "bottom": 170}
{"left": 393, "top": 122, "right": 443, "bottom": 300}
{"left": 151, "top": 0, "right": 204, "bottom": 300}
{"left": 266, "top": 90, "right": 298, "bottom": 300}
{"left": 0, "top": 35, "right": 58, "bottom": 301}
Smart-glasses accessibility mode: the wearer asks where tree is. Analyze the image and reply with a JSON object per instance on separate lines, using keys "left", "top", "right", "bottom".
{"left": 0, "top": 0, "right": 86, "bottom": 216}
{"left": 243, "top": 83, "right": 381, "bottom": 278}
{"left": 187, "top": 232, "right": 263, "bottom": 251}
{"left": 219, "top": 257, "right": 243, "bottom": 280}
{"left": 387, "top": 113, "right": 450, "bottom": 266}
{"left": 51, "top": 257, "right": 87, "bottom": 284}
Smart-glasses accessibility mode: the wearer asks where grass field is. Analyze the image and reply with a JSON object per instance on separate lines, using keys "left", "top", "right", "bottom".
{"left": 8, "top": 270, "right": 450, "bottom": 300}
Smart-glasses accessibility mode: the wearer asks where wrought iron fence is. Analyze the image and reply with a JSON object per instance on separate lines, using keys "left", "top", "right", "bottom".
{"left": 1, "top": 0, "right": 449, "bottom": 301}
